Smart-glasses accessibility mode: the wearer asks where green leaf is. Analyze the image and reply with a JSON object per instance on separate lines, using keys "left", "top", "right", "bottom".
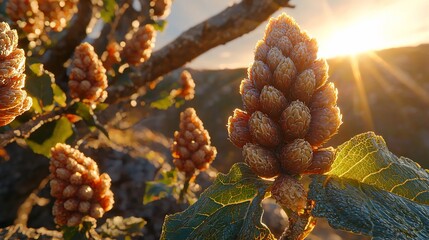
{"left": 101, "top": 0, "right": 116, "bottom": 23}
{"left": 68, "top": 102, "right": 109, "bottom": 138}
{"left": 144, "top": 170, "right": 178, "bottom": 204}
{"left": 150, "top": 95, "right": 174, "bottom": 110}
{"left": 26, "top": 117, "right": 73, "bottom": 157}
{"left": 309, "top": 175, "right": 429, "bottom": 239}
{"left": 160, "top": 163, "right": 275, "bottom": 240}
{"left": 327, "top": 132, "right": 429, "bottom": 204}
{"left": 308, "top": 132, "right": 429, "bottom": 239}
{"left": 98, "top": 216, "right": 146, "bottom": 239}
{"left": 152, "top": 20, "right": 167, "bottom": 32}
{"left": 63, "top": 221, "right": 96, "bottom": 240}
{"left": 26, "top": 63, "right": 54, "bottom": 110}
{"left": 52, "top": 83, "right": 67, "bottom": 107}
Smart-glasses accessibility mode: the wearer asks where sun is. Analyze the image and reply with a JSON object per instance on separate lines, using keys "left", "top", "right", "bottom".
{"left": 318, "top": 16, "right": 387, "bottom": 58}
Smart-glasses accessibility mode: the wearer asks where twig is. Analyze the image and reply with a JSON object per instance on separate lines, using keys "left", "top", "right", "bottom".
{"left": 179, "top": 176, "right": 191, "bottom": 203}
{"left": 106, "top": 0, "right": 294, "bottom": 104}
{"left": 0, "top": 108, "right": 64, "bottom": 147}
{"left": 14, "top": 176, "right": 50, "bottom": 226}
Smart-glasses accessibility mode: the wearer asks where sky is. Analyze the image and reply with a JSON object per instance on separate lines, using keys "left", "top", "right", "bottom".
{"left": 154, "top": 0, "right": 429, "bottom": 69}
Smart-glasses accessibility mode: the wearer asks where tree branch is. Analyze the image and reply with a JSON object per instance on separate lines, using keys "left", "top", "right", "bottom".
{"left": 106, "top": 0, "right": 294, "bottom": 103}
{"left": 0, "top": 109, "right": 64, "bottom": 147}
{"left": 41, "top": 0, "right": 93, "bottom": 82}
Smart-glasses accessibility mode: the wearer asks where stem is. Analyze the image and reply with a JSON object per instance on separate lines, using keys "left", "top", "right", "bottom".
{"left": 179, "top": 175, "right": 192, "bottom": 203}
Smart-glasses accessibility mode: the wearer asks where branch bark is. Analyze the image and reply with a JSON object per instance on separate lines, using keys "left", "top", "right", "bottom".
{"left": 41, "top": 0, "right": 93, "bottom": 82}
{"left": 106, "top": 0, "right": 294, "bottom": 103}
{"left": 0, "top": 109, "right": 64, "bottom": 147}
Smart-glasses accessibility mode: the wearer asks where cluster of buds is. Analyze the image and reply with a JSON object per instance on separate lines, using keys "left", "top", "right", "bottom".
{"left": 172, "top": 108, "right": 217, "bottom": 177}
{"left": 170, "top": 70, "right": 196, "bottom": 100}
{"left": 150, "top": 0, "right": 172, "bottom": 19}
{"left": 5, "top": 0, "right": 45, "bottom": 38}
{"left": 38, "top": 0, "right": 78, "bottom": 32}
{"left": 227, "top": 14, "right": 341, "bottom": 212}
{"left": 0, "top": 22, "right": 32, "bottom": 126}
{"left": 121, "top": 24, "right": 156, "bottom": 66}
{"left": 101, "top": 41, "right": 122, "bottom": 71}
{"left": 69, "top": 42, "right": 108, "bottom": 105}
{"left": 49, "top": 143, "right": 114, "bottom": 227}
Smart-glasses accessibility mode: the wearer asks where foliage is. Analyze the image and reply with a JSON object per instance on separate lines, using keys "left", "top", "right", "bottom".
{"left": 161, "top": 163, "right": 275, "bottom": 240}
{"left": 309, "top": 132, "right": 429, "bottom": 239}
{"left": 98, "top": 216, "right": 146, "bottom": 239}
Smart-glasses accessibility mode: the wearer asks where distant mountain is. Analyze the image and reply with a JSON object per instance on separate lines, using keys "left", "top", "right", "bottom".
{"left": 141, "top": 44, "right": 429, "bottom": 172}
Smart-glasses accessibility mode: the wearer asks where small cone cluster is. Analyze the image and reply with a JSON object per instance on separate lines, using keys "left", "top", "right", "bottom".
{"left": 121, "top": 24, "right": 156, "bottom": 66}
{"left": 0, "top": 22, "right": 32, "bottom": 126}
{"left": 101, "top": 41, "right": 122, "bottom": 71}
{"left": 172, "top": 108, "right": 217, "bottom": 177}
{"left": 49, "top": 143, "right": 114, "bottom": 227}
{"left": 38, "top": 0, "right": 78, "bottom": 32}
{"left": 174, "top": 70, "right": 195, "bottom": 100}
{"left": 5, "top": 0, "right": 45, "bottom": 38}
{"left": 150, "top": 0, "right": 172, "bottom": 19}
{"left": 69, "top": 43, "right": 108, "bottom": 104}
{"left": 227, "top": 14, "right": 342, "bottom": 212}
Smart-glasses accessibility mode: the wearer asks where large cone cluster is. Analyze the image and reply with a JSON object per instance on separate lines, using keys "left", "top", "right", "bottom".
{"left": 121, "top": 24, "right": 156, "bottom": 66}
{"left": 0, "top": 22, "right": 32, "bottom": 127}
{"left": 49, "top": 143, "right": 114, "bottom": 227}
{"left": 69, "top": 43, "right": 108, "bottom": 104}
{"left": 172, "top": 108, "right": 217, "bottom": 177}
{"left": 227, "top": 14, "right": 342, "bottom": 212}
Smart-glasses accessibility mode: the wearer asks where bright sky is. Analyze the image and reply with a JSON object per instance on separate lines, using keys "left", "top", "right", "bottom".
{"left": 155, "top": 0, "right": 429, "bottom": 69}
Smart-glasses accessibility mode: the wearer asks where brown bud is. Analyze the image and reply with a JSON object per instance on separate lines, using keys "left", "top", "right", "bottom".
{"left": 150, "top": 0, "right": 172, "bottom": 19}
{"left": 172, "top": 108, "right": 217, "bottom": 176}
{"left": 291, "top": 69, "right": 316, "bottom": 103}
{"left": 6, "top": 0, "right": 45, "bottom": 37}
{"left": 306, "top": 106, "right": 342, "bottom": 147}
{"left": 254, "top": 40, "right": 270, "bottom": 62}
{"left": 49, "top": 143, "right": 114, "bottom": 226}
{"left": 122, "top": 24, "right": 156, "bottom": 66}
{"left": 271, "top": 174, "right": 307, "bottom": 212}
{"left": 310, "top": 82, "right": 338, "bottom": 109}
{"left": 69, "top": 43, "right": 108, "bottom": 104}
{"left": 243, "top": 143, "right": 280, "bottom": 178}
{"left": 259, "top": 85, "right": 288, "bottom": 119}
{"left": 177, "top": 70, "right": 195, "bottom": 100}
{"left": 266, "top": 47, "right": 286, "bottom": 71}
{"left": 101, "top": 41, "right": 122, "bottom": 70}
{"left": 290, "top": 42, "right": 315, "bottom": 71}
{"left": 311, "top": 59, "right": 329, "bottom": 89}
{"left": 275, "top": 36, "right": 293, "bottom": 56}
{"left": 239, "top": 78, "right": 253, "bottom": 95}
{"left": 304, "top": 147, "right": 335, "bottom": 174}
{"left": 248, "top": 61, "right": 271, "bottom": 90}
{"left": 273, "top": 57, "right": 297, "bottom": 95}
{"left": 0, "top": 22, "right": 32, "bottom": 126}
{"left": 39, "top": 0, "right": 78, "bottom": 32}
{"left": 280, "top": 101, "right": 311, "bottom": 139}
{"left": 227, "top": 109, "right": 251, "bottom": 148}
{"left": 279, "top": 139, "right": 312, "bottom": 174}
{"left": 248, "top": 111, "right": 281, "bottom": 148}
{"left": 242, "top": 87, "right": 261, "bottom": 114}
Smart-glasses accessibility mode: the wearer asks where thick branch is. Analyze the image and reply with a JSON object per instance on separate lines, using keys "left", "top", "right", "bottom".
{"left": 42, "top": 0, "right": 93, "bottom": 81}
{"left": 106, "top": 0, "right": 294, "bottom": 103}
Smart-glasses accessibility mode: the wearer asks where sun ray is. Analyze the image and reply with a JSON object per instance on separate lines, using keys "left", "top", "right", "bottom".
{"left": 367, "top": 52, "right": 429, "bottom": 105}
{"left": 349, "top": 56, "right": 375, "bottom": 130}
